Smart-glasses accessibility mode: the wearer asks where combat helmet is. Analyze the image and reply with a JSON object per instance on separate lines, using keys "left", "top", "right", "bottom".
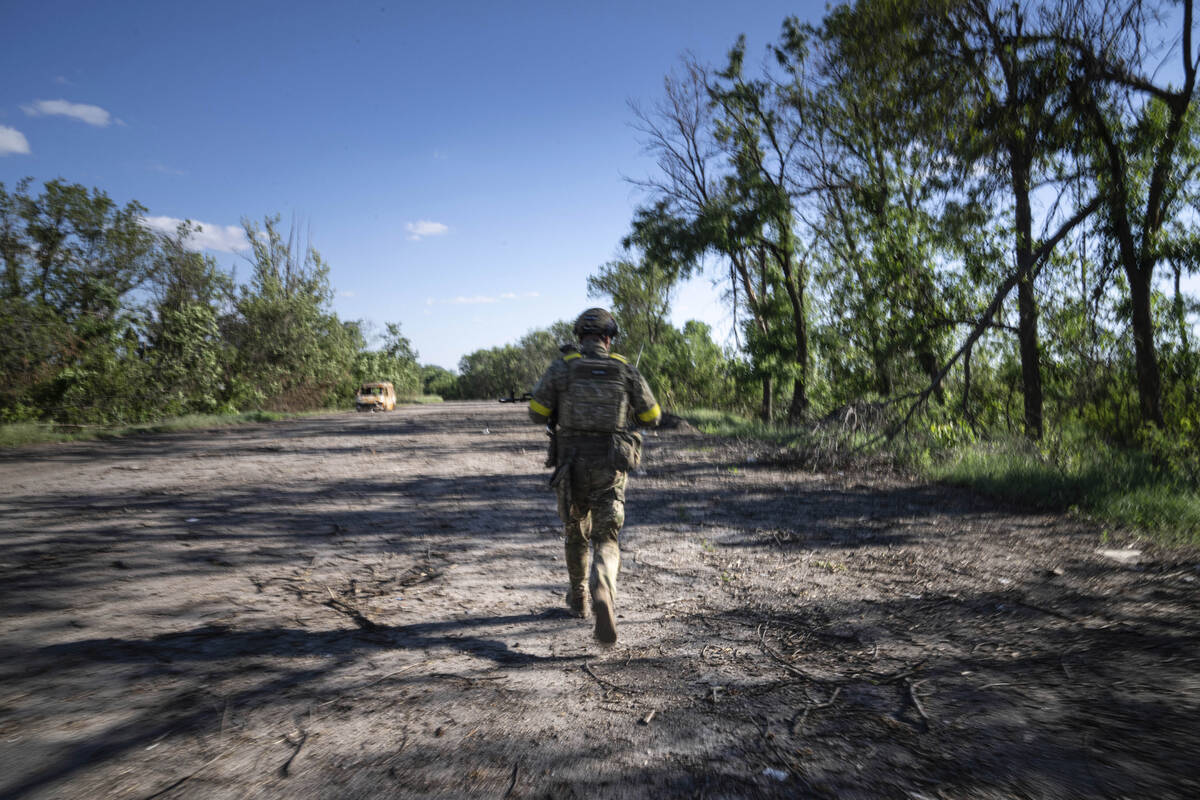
{"left": 574, "top": 307, "right": 619, "bottom": 340}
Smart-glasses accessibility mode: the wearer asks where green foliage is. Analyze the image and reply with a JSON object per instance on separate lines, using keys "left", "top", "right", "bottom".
{"left": 350, "top": 321, "right": 421, "bottom": 400}
{"left": 929, "top": 430, "right": 1200, "bottom": 546}
{"left": 353, "top": 350, "right": 421, "bottom": 400}
{"left": 677, "top": 407, "right": 790, "bottom": 440}
{"left": 0, "top": 410, "right": 292, "bottom": 448}
{"left": 0, "top": 178, "right": 158, "bottom": 424}
{"left": 456, "top": 325, "right": 569, "bottom": 400}
{"left": 226, "top": 216, "right": 360, "bottom": 411}
{"left": 0, "top": 181, "right": 434, "bottom": 422}
{"left": 421, "top": 364, "right": 460, "bottom": 399}
{"left": 641, "top": 320, "right": 738, "bottom": 411}
{"left": 146, "top": 223, "right": 233, "bottom": 416}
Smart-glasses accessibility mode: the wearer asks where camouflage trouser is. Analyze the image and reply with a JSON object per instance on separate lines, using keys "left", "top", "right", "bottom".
{"left": 555, "top": 459, "right": 627, "bottom": 605}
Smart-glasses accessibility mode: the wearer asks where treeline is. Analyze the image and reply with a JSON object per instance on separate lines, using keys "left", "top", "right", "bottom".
{"left": 0, "top": 178, "right": 421, "bottom": 424}
{"left": 587, "top": 0, "right": 1198, "bottom": 458}
{"left": 6, "top": 0, "right": 1198, "bottom": 464}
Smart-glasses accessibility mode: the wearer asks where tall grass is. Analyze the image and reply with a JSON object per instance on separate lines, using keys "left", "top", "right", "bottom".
{"left": 678, "top": 408, "right": 798, "bottom": 440}
{"left": 931, "top": 437, "right": 1200, "bottom": 546}
{"left": 1, "top": 399, "right": 447, "bottom": 448}
{"left": 676, "top": 407, "right": 1200, "bottom": 547}
{"left": 0, "top": 411, "right": 291, "bottom": 448}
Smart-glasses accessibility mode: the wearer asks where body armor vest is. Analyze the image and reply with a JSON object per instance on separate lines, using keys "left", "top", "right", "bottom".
{"left": 559, "top": 355, "right": 628, "bottom": 434}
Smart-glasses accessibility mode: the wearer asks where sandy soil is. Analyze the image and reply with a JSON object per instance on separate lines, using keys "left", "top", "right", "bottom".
{"left": 0, "top": 401, "right": 1197, "bottom": 799}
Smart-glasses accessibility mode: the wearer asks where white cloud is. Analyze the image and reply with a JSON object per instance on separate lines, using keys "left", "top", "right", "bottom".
{"left": 0, "top": 126, "right": 31, "bottom": 156}
{"left": 426, "top": 291, "right": 537, "bottom": 306}
{"left": 141, "top": 216, "right": 250, "bottom": 253}
{"left": 404, "top": 220, "right": 449, "bottom": 241}
{"left": 147, "top": 162, "right": 186, "bottom": 176}
{"left": 22, "top": 99, "right": 113, "bottom": 127}
{"left": 339, "top": 290, "right": 356, "bottom": 298}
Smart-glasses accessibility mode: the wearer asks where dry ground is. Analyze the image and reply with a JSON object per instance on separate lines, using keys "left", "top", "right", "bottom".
{"left": 0, "top": 401, "right": 1197, "bottom": 799}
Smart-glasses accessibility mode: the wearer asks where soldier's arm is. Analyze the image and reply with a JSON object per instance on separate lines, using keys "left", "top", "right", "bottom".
{"left": 627, "top": 366, "right": 661, "bottom": 428}
{"left": 528, "top": 360, "right": 564, "bottom": 424}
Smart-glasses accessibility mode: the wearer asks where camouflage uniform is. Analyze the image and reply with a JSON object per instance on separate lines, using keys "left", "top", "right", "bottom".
{"left": 528, "top": 338, "right": 660, "bottom": 642}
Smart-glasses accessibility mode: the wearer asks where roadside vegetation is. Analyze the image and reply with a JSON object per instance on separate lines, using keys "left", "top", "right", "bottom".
{"left": 677, "top": 408, "right": 1200, "bottom": 547}
{"left": 3, "top": 1, "right": 1196, "bottom": 544}
{"left": 0, "top": 411, "right": 292, "bottom": 448}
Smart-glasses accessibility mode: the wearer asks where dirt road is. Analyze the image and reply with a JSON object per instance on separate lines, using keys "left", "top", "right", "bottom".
{"left": 1, "top": 401, "right": 1197, "bottom": 799}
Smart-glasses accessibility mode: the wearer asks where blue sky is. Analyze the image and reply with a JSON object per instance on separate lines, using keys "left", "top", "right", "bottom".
{"left": 1, "top": 0, "right": 827, "bottom": 370}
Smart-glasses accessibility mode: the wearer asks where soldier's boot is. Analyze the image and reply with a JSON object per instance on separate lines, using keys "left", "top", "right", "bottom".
{"left": 565, "top": 584, "right": 590, "bottom": 618}
{"left": 592, "top": 584, "right": 617, "bottom": 644}
{"left": 590, "top": 536, "right": 621, "bottom": 644}
{"left": 564, "top": 532, "right": 591, "bottom": 618}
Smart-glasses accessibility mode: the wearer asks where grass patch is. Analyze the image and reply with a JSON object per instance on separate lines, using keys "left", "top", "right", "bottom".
{"left": 1, "top": 396, "right": 447, "bottom": 448}
{"left": 675, "top": 406, "right": 885, "bottom": 470}
{"left": 672, "top": 406, "right": 1200, "bottom": 547}
{"left": 929, "top": 436, "right": 1200, "bottom": 547}
{"left": 676, "top": 408, "right": 802, "bottom": 442}
{"left": 0, "top": 411, "right": 295, "bottom": 448}
{"left": 0, "top": 422, "right": 85, "bottom": 447}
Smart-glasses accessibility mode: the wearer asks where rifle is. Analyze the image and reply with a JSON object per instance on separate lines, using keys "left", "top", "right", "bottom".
{"left": 544, "top": 417, "right": 557, "bottom": 468}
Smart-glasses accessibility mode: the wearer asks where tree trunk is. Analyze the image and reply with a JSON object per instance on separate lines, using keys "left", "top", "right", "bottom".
{"left": 917, "top": 348, "right": 945, "bottom": 405}
{"left": 1016, "top": 275, "right": 1043, "bottom": 439}
{"left": 760, "top": 374, "right": 773, "bottom": 422}
{"left": 789, "top": 376, "right": 806, "bottom": 422}
{"left": 1012, "top": 154, "right": 1043, "bottom": 440}
{"left": 786, "top": 278, "right": 809, "bottom": 423}
{"left": 1128, "top": 264, "right": 1165, "bottom": 427}
{"left": 1174, "top": 264, "right": 1196, "bottom": 410}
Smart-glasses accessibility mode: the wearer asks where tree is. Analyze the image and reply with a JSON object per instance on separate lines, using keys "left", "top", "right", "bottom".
{"left": 352, "top": 320, "right": 420, "bottom": 399}
{"left": 0, "top": 178, "right": 158, "bottom": 423}
{"left": 587, "top": 252, "right": 677, "bottom": 362}
{"left": 1059, "top": 0, "right": 1199, "bottom": 427}
{"left": 885, "top": 0, "right": 1105, "bottom": 438}
{"left": 795, "top": 7, "right": 958, "bottom": 410}
{"left": 146, "top": 221, "right": 235, "bottom": 415}
{"left": 455, "top": 323, "right": 573, "bottom": 400}
{"left": 710, "top": 36, "right": 815, "bottom": 421}
{"left": 422, "top": 364, "right": 460, "bottom": 399}
{"left": 227, "top": 216, "right": 357, "bottom": 410}
{"left": 629, "top": 57, "right": 804, "bottom": 421}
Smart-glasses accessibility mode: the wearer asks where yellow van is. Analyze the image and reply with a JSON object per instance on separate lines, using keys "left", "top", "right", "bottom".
{"left": 355, "top": 381, "right": 396, "bottom": 412}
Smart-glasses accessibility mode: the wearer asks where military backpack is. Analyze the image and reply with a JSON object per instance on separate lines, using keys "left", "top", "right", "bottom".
{"left": 559, "top": 354, "right": 629, "bottom": 434}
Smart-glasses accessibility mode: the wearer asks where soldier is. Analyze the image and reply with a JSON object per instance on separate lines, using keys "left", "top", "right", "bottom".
{"left": 528, "top": 308, "right": 661, "bottom": 644}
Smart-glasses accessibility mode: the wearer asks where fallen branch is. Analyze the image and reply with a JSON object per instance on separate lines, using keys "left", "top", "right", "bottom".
{"left": 905, "top": 679, "right": 932, "bottom": 731}
{"left": 1011, "top": 597, "right": 1079, "bottom": 623}
{"left": 322, "top": 585, "right": 378, "bottom": 630}
{"left": 316, "top": 660, "right": 428, "bottom": 707}
{"left": 882, "top": 194, "right": 1103, "bottom": 441}
{"left": 140, "top": 747, "right": 234, "bottom": 800}
{"left": 279, "top": 730, "right": 309, "bottom": 777}
{"left": 757, "top": 624, "right": 827, "bottom": 684}
{"left": 582, "top": 661, "right": 643, "bottom": 695}
{"left": 860, "top": 661, "right": 927, "bottom": 685}
{"left": 649, "top": 596, "right": 691, "bottom": 608}
{"left": 790, "top": 686, "right": 842, "bottom": 734}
